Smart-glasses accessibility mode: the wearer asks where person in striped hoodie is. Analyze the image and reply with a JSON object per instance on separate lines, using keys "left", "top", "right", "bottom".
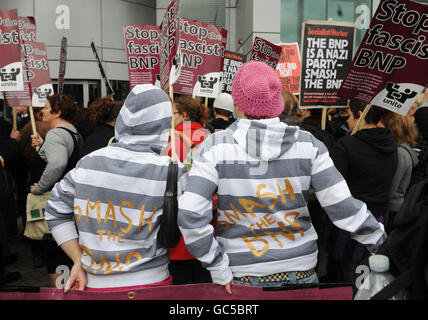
{"left": 44, "top": 84, "right": 188, "bottom": 292}
{"left": 177, "top": 61, "right": 387, "bottom": 294}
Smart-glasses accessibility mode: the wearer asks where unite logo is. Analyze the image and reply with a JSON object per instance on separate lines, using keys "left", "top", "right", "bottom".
{"left": 0, "top": 67, "right": 21, "bottom": 81}
{"left": 34, "top": 87, "right": 53, "bottom": 99}
{"left": 197, "top": 75, "right": 218, "bottom": 89}
{"left": 383, "top": 82, "right": 418, "bottom": 108}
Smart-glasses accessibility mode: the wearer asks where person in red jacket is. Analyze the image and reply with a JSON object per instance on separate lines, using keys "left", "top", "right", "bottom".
{"left": 165, "top": 95, "right": 212, "bottom": 285}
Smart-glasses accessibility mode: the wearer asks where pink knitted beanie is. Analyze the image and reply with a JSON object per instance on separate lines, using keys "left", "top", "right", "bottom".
{"left": 232, "top": 61, "right": 284, "bottom": 118}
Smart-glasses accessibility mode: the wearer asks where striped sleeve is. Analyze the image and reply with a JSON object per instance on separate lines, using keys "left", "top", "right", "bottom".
{"left": 310, "top": 139, "right": 386, "bottom": 252}
{"left": 177, "top": 150, "right": 233, "bottom": 285}
{"left": 44, "top": 168, "right": 79, "bottom": 246}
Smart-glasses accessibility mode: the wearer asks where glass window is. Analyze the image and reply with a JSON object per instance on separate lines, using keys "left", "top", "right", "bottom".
{"left": 281, "top": 0, "right": 372, "bottom": 50}
{"left": 181, "top": 0, "right": 226, "bottom": 29}
{"left": 52, "top": 82, "right": 84, "bottom": 108}
{"left": 88, "top": 81, "right": 101, "bottom": 107}
{"left": 110, "top": 80, "right": 130, "bottom": 102}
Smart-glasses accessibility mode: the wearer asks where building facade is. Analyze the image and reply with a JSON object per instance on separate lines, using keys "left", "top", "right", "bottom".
{"left": 1, "top": 0, "right": 427, "bottom": 109}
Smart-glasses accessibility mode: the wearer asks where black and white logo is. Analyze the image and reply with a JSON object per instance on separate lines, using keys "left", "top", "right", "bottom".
{"left": 197, "top": 75, "right": 219, "bottom": 89}
{"left": 385, "top": 82, "right": 418, "bottom": 104}
{"left": 34, "top": 87, "right": 53, "bottom": 100}
{"left": 0, "top": 67, "right": 21, "bottom": 82}
{"left": 0, "top": 62, "right": 24, "bottom": 91}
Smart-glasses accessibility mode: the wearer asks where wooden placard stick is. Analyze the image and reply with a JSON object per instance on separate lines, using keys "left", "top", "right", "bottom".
{"left": 29, "top": 106, "right": 40, "bottom": 151}
{"left": 205, "top": 97, "right": 208, "bottom": 108}
{"left": 12, "top": 107, "right": 17, "bottom": 131}
{"left": 351, "top": 104, "right": 372, "bottom": 135}
{"left": 321, "top": 108, "right": 327, "bottom": 131}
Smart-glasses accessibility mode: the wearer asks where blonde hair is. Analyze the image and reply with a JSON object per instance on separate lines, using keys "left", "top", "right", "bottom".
{"left": 281, "top": 90, "right": 299, "bottom": 116}
{"left": 382, "top": 113, "right": 418, "bottom": 147}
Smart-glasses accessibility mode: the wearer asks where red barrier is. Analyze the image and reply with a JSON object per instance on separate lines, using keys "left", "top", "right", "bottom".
{"left": 0, "top": 284, "right": 352, "bottom": 300}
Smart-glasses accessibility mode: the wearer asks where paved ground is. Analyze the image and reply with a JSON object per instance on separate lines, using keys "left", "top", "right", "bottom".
{"left": 2, "top": 217, "right": 50, "bottom": 289}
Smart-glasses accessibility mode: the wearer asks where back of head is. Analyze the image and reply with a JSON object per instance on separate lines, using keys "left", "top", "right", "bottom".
{"left": 349, "top": 100, "right": 385, "bottom": 125}
{"left": 88, "top": 97, "right": 117, "bottom": 125}
{"left": 175, "top": 95, "right": 209, "bottom": 127}
{"left": 214, "top": 93, "right": 236, "bottom": 119}
{"left": 382, "top": 112, "right": 418, "bottom": 147}
{"left": 232, "top": 61, "right": 284, "bottom": 119}
{"left": 415, "top": 107, "right": 428, "bottom": 141}
{"left": 47, "top": 94, "right": 77, "bottom": 123}
{"left": 114, "top": 84, "right": 172, "bottom": 149}
{"left": 281, "top": 90, "right": 299, "bottom": 116}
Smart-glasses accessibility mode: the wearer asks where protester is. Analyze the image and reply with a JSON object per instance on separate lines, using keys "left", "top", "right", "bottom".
{"left": 328, "top": 108, "right": 350, "bottom": 140}
{"left": 44, "top": 84, "right": 188, "bottom": 292}
{"left": 410, "top": 90, "right": 428, "bottom": 187}
{"left": 19, "top": 120, "right": 51, "bottom": 268}
{"left": 381, "top": 113, "right": 419, "bottom": 233}
{"left": 210, "top": 93, "right": 236, "bottom": 131}
{"left": 80, "top": 98, "right": 122, "bottom": 158}
{"left": 177, "top": 61, "right": 387, "bottom": 293}
{"left": 9, "top": 106, "right": 32, "bottom": 227}
{"left": 298, "top": 108, "right": 337, "bottom": 153}
{"left": 0, "top": 155, "right": 21, "bottom": 285}
{"left": 321, "top": 102, "right": 397, "bottom": 282}
{"left": 279, "top": 90, "right": 299, "bottom": 126}
{"left": 29, "top": 94, "right": 83, "bottom": 286}
{"left": 164, "top": 95, "right": 212, "bottom": 285}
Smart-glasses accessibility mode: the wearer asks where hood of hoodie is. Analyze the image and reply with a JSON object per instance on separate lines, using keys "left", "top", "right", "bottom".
{"left": 114, "top": 84, "right": 172, "bottom": 153}
{"left": 229, "top": 118, "right": 299, "bottom": 161}
{"left": 354, "top": 127, "right": 397, "bottom": 155}
{"left": 400, "top": 142, "right": 419, "bottom": 168}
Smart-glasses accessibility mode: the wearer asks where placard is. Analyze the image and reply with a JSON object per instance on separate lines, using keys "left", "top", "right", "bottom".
{"left": 0, "top": 9, "right": 24, "bottom": 92}
{"left": 338, "top": 0, "right": 428, "bottom": 115}
{"left": 124, "top": 25, "right": 160, "bottom": 89}
{"left": 221, "top": 50, "right": 246, "bottom": 94}
{"left": 299, "top": 20, "right": 355, "bottom": 109}
{"left": 173, "top": 18, "right": 227, "bottom": 98}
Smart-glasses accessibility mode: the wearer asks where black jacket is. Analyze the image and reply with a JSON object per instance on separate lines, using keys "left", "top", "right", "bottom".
{"left": 210, "top": 118, "right": 234, "bottom": 131}
{"left": 80, "top": 123, "right": 115, "bottom": 159}
{"left": 331, "top": 128, "right": 398, "bottom": 217}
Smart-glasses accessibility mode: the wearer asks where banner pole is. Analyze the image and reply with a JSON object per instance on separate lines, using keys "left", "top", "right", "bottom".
{"left": 29, "top": 106, "right": 40, "bottom": 151}
{"left": 351, "top": 104, "right": 371, "bottom": 135}
{"left": 321, "top": 108, "right": 327, "bottom": 131}
{"left": 169, "top": 85, "right": 177, "bottom": 162}
{"left": 12, "top": 107, "right": 17, "bottom": 131}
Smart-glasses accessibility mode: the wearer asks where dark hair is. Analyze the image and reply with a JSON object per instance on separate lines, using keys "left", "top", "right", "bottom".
{"left": 349, "top": 100, "right": 385, "bottom": 125}
{"left": 47, "top": 94, "right": 77, "bottom": 123}
{"left": 88, "top": 98, "right": 122, "bottom": 125}
{"left": 175, "top": 96, "right": 210, "bottom": 127}
{"left": 214, "top": 107, "right": 233, "bottom": 118}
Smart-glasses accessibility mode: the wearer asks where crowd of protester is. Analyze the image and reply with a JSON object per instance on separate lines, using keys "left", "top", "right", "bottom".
{"left": 0, "top": 61, "right": 427, "bottom": 294}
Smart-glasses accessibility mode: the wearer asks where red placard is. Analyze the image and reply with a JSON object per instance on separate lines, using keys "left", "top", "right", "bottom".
{"left": 18, "top": 16, "right": 36, "bottom": 42}
{"left": 22, "top": 41, "right": 53, "bottom": 107}
{"left": 338, "top": 0, "right": 428, "bottom": 115}
{"left": 173, "top": 18, "right": 227, "bottom": 98}
{"left": 249, "top": 36, "right": 282, "bottom": 69}
{"left": 4, "top": 16, "right": 36, "bottom": 107}
{"left": 275, "top": 43, "right": 301, "bottom": 95}
{"left": 124, "top": 25, "right": 160, "bottom": 89}
{"left": 159, "top": 0, "right": 182, "bottom": 92}
{"left": 0, "top": 9, "right": 24, "bottom": 92}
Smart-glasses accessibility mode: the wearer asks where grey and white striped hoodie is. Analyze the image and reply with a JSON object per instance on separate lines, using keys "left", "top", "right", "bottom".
{"left": 44, "top": 84, "right": 188, "bottom": 289}
{"left": 178, "top": 117, "right": 386, "bottom": 285}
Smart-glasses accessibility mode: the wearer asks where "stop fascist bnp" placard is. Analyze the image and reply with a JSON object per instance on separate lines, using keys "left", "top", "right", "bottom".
{"left": 338, "top": 0, "right": 428, "bottom": 115}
